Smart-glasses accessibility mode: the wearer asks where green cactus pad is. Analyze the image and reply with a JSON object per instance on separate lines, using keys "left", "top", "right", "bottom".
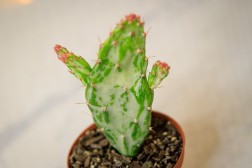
{"left": 55, "top": 45, "right": 91, "bottom": 86}
{"left": 55, "top": 14, "right": 169, "bottom": 157}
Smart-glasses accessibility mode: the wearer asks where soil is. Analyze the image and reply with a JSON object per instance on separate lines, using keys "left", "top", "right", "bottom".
{"left": 69, "top": 116, "right": 183, "bottom": 168}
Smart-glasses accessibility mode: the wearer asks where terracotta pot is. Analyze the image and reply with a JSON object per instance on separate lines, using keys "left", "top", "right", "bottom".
{"left": 67, "top": 111, "right": 185, "bottom": 168}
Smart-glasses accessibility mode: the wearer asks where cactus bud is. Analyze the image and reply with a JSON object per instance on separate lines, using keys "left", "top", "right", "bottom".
{"left": 148, "top": 61, "right": 170, "bottom": 89}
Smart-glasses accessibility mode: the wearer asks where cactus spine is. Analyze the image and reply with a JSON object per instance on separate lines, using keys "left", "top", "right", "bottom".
{"left": 55, "top": 14, "right": 170, "bottom": 157}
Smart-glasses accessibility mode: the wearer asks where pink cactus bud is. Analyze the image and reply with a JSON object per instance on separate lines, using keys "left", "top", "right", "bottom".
{"left": 54, "top": 44, "right": 62, "bottom": 53}
{"left": 124, "top": 13, "right": 141, "bottom": 23}
{"left": 156, "top": 61, "right": 170, "bottom": 74}
{"left": 54, "top": 44, "right": 71, "bottom": 63}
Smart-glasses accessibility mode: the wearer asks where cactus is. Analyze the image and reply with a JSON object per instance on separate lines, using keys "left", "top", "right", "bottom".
{"left": 54, "top": 14, "right": 170, "bottom": 157}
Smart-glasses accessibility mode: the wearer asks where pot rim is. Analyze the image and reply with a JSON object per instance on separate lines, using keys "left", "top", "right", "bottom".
{"left": 67, "top": 111, "right": 185, "bottom": 168}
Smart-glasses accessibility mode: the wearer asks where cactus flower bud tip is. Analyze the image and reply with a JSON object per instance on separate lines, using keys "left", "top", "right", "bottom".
{"left": 157, "top": 61, "right": 170, "bottom": 73}
{"left": 124, "top": 13, "right": 141, "bottom": 23}
{"left": 54, "top": 44, "right": 70, "bottom": 63}
{"left": 54, "top": 44, "right": 62, "bottom": 53}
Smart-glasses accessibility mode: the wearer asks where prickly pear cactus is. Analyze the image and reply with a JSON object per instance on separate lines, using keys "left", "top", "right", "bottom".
{"left": 55, "top": 14, "right": 170, "bottom": 157}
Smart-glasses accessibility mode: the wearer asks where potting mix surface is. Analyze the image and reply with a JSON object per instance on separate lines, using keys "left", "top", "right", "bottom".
{"left": 69, "top": 116, "right": 183, "bottom": 168}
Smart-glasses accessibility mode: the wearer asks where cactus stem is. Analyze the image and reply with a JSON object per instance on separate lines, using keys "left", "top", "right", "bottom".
{"left": 147, "top": 106, "right": 152, "bottom": 111}
{"left": 115, "top": 63, "right": 120, "bottom": 68}
{"left": 112, "top": 41, "right": 117, "bottom": 46}
{"left": 101, "top": 106, "right": 107, "bottom": 111}
{"left": 136, "top": 49, "right": 143, "bottom": 54}
{"left": 134, "top": 118, "right": 138, "bottom": 124}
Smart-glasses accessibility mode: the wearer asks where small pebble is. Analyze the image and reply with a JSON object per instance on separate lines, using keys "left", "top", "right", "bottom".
{"left": 99, "top": 139, "right": 109, "bottom": 147}
{"left": 162, "top": 132, "right": 168, "bottom": 136}
{"left": 73, "top": 154, "right": 85, "bottom": 162}
{"left": 142, "top": 161, "right": 153, "bottom": 168}
{"left": 170, "top": 136, "right": 177, "bottom": 142}
{"left": 84, "top": 156, "right": 90, "bottom": 167}
{"left": 115, "top": 160, "right": 122, "bottom": 167}
{"left": 166, "top": 163, "right": 173, "bottom": 168}
{"left": 174, "top": 139, "right": 180, "bottom": 145}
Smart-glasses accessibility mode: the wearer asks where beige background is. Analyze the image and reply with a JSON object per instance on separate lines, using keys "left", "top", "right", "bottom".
{"left": 0, "top": 0, "right": 252, "bottom": 167}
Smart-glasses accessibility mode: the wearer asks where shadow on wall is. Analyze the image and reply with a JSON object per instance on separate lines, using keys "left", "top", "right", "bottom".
{"left": 0, "top": 88, "right": 78, "bottom": 167}
{"left": 183, "top": 117, "right": 219, "bottom": 168}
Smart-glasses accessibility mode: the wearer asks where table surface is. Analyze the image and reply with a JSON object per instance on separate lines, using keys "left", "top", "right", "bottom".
{"left": 0, "top": 0, "right": 252, "bottom": 167}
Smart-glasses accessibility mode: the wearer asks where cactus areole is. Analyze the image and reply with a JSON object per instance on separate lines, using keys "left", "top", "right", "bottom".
{"left": 55, "top": 14, "right": 170, "bottom": 157}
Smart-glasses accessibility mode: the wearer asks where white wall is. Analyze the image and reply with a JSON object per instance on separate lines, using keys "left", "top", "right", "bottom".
{"left": 0, "top": 0, "right": 252, "bottom": 167}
